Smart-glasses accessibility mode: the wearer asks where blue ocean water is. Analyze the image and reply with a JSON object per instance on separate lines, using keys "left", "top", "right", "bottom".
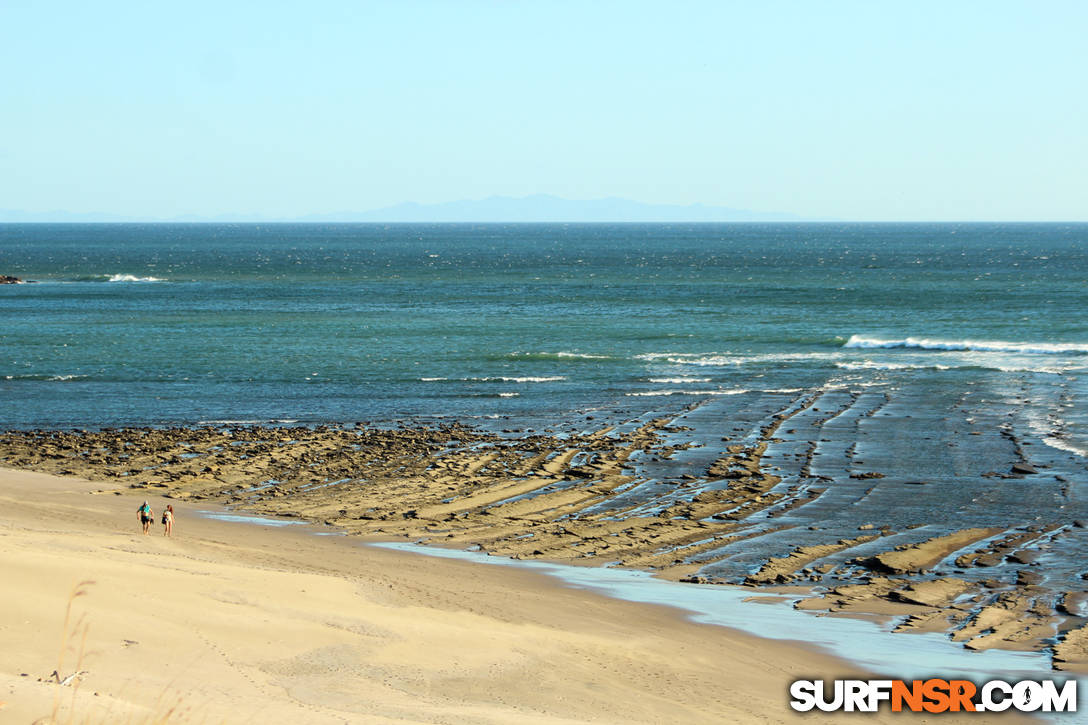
{"left": 2, "top": 223, "right": 1085, "bottom": 435}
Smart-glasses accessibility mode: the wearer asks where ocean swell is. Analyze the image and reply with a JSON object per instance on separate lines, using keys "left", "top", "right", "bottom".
{"left": 502, "top": 351, "right": 613, "bottom": 361}
{"left": 843, "top": 335, "right": 1088, "bottom": 355}
{"left": 626, "top": 388, "right": 750, "bottom": 397}
{"left": 420, "top": 376, "right": 565, "bottom": 383}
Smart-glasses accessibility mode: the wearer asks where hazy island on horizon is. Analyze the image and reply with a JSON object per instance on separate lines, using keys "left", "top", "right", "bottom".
{"left": 0, "top": 194, "right": 812, "bottom": 224}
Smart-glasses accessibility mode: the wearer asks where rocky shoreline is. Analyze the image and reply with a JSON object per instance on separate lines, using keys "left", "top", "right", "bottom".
{"left": 2, "top": 415, "right": 1085, "bottom": 673}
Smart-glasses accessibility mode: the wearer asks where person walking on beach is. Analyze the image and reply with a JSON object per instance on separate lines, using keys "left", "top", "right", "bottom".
{"left": 162, "top": 505, "right": 174, "bottom": 537}
{"left": 137, "top": 501, "right": 154, "bottom": 535}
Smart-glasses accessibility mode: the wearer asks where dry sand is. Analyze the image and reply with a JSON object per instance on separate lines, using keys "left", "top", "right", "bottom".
{"left": 0, "top": 466, "right": 1005, "bottom": 724}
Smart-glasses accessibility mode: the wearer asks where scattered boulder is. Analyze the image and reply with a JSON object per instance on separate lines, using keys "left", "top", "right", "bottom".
{"left": 1011, "top": 463, "right": 1037, "bottom": 475}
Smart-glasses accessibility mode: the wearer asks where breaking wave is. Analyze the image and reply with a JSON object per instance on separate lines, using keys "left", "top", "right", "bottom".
{"left": 503, "top": 351, "right": 613, "bottom": 361}
{"left": 481, "top": 376, "right": 564, "bottom": 383}
{"left": 836, "top": 361, "right": 953, "bottom": 371}
{"left": 196, "top": 419, "right": 301, "bottom": 425}
{"left": 843, "top": 335, "right": 1088, "bottom": 355}
{"left": 626, "top": 388, "right": 750, "bottom": 397}
{"left": 420, "top": 376, "right": 565, "bottom": 383}
{"left": 637, "top": 352, "right": 841, "bottom": 367}
{"left": 3, "top": 373, "right": 88, "bottom": 381}
{"left": 836, "top": 360, "right": 1079, "bottom": 375}
{"left": 107, "top": 273, "right": 165, "bottom": 282}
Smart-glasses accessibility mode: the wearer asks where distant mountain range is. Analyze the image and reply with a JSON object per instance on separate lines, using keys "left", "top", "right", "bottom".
{"left": 0, "top": 209, "right": 134, "bottom": 223}
{"left": 1, "top": 195, "right": 809, "bottom": 223}
{"left": 300, "top": 195, "right": 806, "bottom": 222}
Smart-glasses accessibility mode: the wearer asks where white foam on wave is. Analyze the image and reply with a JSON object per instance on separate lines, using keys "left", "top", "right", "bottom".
{"left": 836, "top": 361, "right": 953, "bottom": 372}
{"left": 107, "top": 273, "right": 165, "bottom": 282}
{"left": 1043, "top": 437, "right": 1088, "bottom": 458}
{"left": 638, "top": 352, "right": 841, "bottom": 367}
{"left": 196, "top": 419, "right": 300, "bottom": 425}
{"left": 1024, "top": 408, "right": 1088, "bottom": 459}
{"left": 992, "top": 365, "right": 1082, "bottom": 375}
{"left": 821, "top": 378, "right": 890, "bottom": 391}
{"left": 3, "top": 373, "right": 88, "bottom": 381}
{"left": 647, "top": 377, "right": 712, "bottom": 383}
{"left": 555, "top": 351, "right": 609, "bottom": 359}
{"left": 843, "top": 335, "right": 1088, "bottom": 355}
{"left": 497, "top": 392, "right": 519, "bottom": 398}
{"left": 482, "top": 376, "right": 565, "bottom": 383}
{"left": 508, "top": 351, "right": 611, "bottom": 360}
{"left": 420, "top": 376, "right": 565, "bottom": 383}
{"left": 626, "top": 388, "right": 750, "bottom": 397}
{"left": 836, "top": 360, "right": 1080, "bottom": 375}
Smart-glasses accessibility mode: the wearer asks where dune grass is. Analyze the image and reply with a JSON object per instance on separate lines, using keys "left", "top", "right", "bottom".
{"left": 35, "top": 580, "right": 189, "bottom": 725}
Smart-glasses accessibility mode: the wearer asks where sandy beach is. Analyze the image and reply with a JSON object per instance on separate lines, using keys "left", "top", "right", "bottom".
{"left": 0, "top": 465, "right": 990, "bottom": 725}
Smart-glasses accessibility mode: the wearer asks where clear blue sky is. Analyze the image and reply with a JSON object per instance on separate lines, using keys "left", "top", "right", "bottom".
{"left": 2, "top": 1, "right": 1085, "bottom": 220}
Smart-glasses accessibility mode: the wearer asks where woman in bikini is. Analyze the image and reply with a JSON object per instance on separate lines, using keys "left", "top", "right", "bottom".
{"left": 162, "top": 505, "right": 174, "bottom": 537}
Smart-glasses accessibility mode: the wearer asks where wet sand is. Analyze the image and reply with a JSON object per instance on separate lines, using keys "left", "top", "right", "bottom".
{"left": 0, "top": 466, "right": 993, "bottom": 724}
{"left": 1, "top": 386, "right": 1086, "bottom": 675}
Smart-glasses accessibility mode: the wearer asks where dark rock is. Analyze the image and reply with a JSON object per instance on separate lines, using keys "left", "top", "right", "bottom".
{"left": 1016, "top": 569, "right": 1044, "bottom": 586}
{"left": 1011, "top": 463, "right": 1037, "bottom": 475}
{"left": 1007, "top": 550, "right": 1040, "bottom": 565}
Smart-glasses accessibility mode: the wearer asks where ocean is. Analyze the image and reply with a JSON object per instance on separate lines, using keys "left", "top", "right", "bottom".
{"left": 3, "top": 221, "right": 1088, "bottom": 588}
{"left": 2, "top": 223, "right": 1085, "bottom": 432}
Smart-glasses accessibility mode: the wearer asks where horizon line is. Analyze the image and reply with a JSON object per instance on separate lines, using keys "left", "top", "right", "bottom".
{"left": 2, "top": 219, "right": 1087, "bottom": 224}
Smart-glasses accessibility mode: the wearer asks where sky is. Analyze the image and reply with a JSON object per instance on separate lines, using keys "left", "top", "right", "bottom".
{"left": 1, "top": 1, "right": 1085, "bottom": 221}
